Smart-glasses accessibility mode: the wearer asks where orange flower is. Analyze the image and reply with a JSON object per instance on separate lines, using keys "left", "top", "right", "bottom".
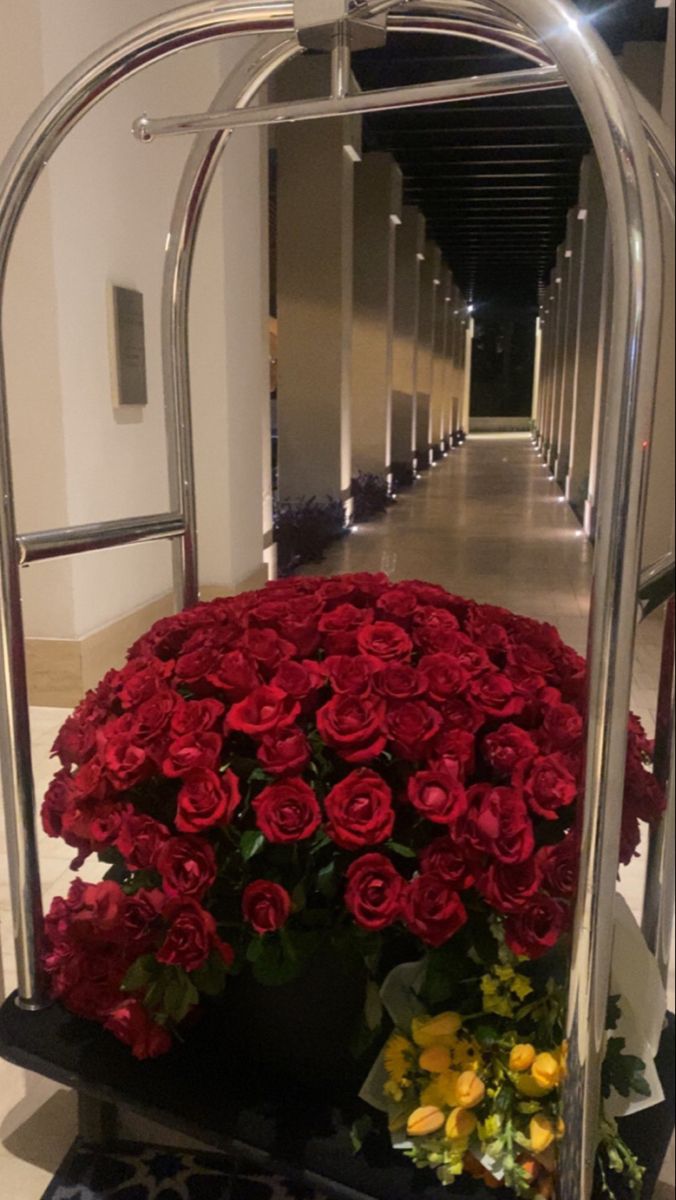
{"left": 407, "top": 1106, "right": 446, "bottom": 1137}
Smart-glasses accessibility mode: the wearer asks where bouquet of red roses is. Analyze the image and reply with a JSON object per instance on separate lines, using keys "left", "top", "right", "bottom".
{"left": 41, "top": 572, "right": 663, "bottom": 1069}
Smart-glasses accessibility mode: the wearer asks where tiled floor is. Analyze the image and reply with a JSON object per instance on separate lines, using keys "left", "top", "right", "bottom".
{"left": 0, "top": 434, "right": 672, "bottom": 1196}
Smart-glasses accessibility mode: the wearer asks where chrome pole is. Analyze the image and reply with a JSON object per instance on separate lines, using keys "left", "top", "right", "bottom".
{"left": 17, "top": 512, "right": 186, "bottom": 566}
{"left": 133, "top": 64, "right": 564, "bottom": 139}
{"left": 0, "top": 0, "right": 298, "bottom": 1009}
{"left": 473, "top": 2, "right": 666, "bottom": 1195}
{"left": 161, "top": 34, "right": 301, "bottom": 612}
{"left": 642, "top": 597, "right": 676, "bottom": 989}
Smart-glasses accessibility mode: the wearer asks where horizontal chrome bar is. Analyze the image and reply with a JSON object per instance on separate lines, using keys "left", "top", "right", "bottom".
{"left": 17, "top": 513, "right": 186, "bottom": 565}
{"left": 638, "top": 550, "right": 676, "bottom": 621}
{"left": 132, "top": 64, "right": 565, "bottom": 140}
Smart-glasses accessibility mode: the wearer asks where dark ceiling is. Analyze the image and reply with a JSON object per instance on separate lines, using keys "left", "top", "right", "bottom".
{"left": 354, "top": 0, "right": 668, "bottom": 308}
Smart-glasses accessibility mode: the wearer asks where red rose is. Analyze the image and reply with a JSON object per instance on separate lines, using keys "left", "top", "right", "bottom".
{"left": 72, "top": 881, "right": 127, "bottom": 934}
{"left": 133, "top": 690, "right": 176, "bottom": 744}
{"left": 316, "top": 694, "right": 387, "bottom": 763}
{"left": 51, "top": 712, "right": 97, "bottom": 768}
{"left": 465, "top": 785, "right": 535, "bottom": 865}
{"left": 620, "top": 812, "right": 641, "bottom": 865}
{"left": 386, "top": 701, "right": 442, "bottom": 761}
{"left": 412, "top": 607, "right": 460, "bottom": 654}
{"left": 438, "top": 698, "right": 485, "bottom": 734}
{"left": 407, "top": 769, "right": 467, "bottom": 826}
{"left": 162, "top": 731, "right": 222, "bottom": 779}
{"left": 206, "top": 650, "right": 260, "bottom": 699}
{"left": 483, "top": 724, "right": 538, "bottom": 777}
{"left": 357, "top": 621, "right": 413, "bottom": 662}
{"left": 241, "top": 627, "right": 295, "bottom": 673}
{"left": 419, "top": 654, "right": 470, "bottom": 703}
{"left": 374, "top": 662, "right": 427, "bottom": 702}
{"left": 478, "top": 858, "right": 543, "bottom": 914}
{"left": 444, "top": 633, "right": 492, "bottom": 677}
{"left": 403, "top": 872, "right": 468, "bottom": 948}
{"left": 419, "top": 835, "right": 476, "bottom": 890}
{"left": 324, "top": 769, "right": 395, "bottom": 850}
{"left": 118, "top": 660, "right": 172, "bottom": 709}
{"left": 227, "top": 685, "right": 300, "bottom": 738}
{"left": 242, "top": 880, "right": 292, "bottom": 934}
{"left": 504, "top": 897, "right": 569, "bottom": 959}
{"left": 271, "top": 659, "right": 324, "bottom": 704}
{"left": 624, "top": 751, "right": 666, "bottom": 824}
{"left": 253, "top": 778, "right": 322, "bottom": 843}
{"left": 102, "top": 733, "right": 150, "bottom": 791}
{"left": 431, "top": 730, "right": 476, "bottom": 781}
{"left": 174, "top": 647, "right": 219, "bottom": 688}
{"left": 376, "top": 586, "right": 419, "bottom": 624}
{"left": 542, "top": 703, "right": 584, "bottom": 751}
{"left": 324, "top": 654, "right": 378, "bottom": 697}
{"left": 345, "top": 854, "right": 405, "bottom": 930}
{"left": 257, "top": 726, "right": 311, "bottom": 777}
{"left": 42, "top": 769, "right": 75, "bottom": 839}
{"left": 470, "top": 672, "right": 525, "bottom": 720}
{"left": 116, "top": 813, "right": 170, "bottom": 870}
{"left": 176, "top": 768, "right": 240, "bottom": 832}
{"left": 521, "top": 753, "right": 578, "bottom": 820}
{"left": 157, "top": 897, "right": 219, "bottom": 972}
{"left": 105, "top": 998, "right": 173, "bottom": 1059}
{"left": 319, "top": 603, "right": 373, "bottom": 654}
{"left": 155, "top": 836, "right": 217, "bottom": 900}
{"left": 170, "top": 698, "right": 225, "bottom": 737}
{"left": 539, "top": 835, "right": 579, "bottom": 899}
{"left": 121, "top": 889, "right": 164, "bottom": 947}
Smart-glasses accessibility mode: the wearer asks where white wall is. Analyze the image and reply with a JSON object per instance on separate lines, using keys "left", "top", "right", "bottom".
{"left": 1, "top": 1, "right": 269, "bottom": 640}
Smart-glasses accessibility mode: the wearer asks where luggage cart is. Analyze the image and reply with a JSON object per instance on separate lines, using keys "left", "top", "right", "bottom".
{"left": 0, "top": 4, "right": 674, "bottom": 1197}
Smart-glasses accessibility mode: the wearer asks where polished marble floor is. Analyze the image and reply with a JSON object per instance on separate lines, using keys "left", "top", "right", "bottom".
{"left": 0, "top": 435, "right": 673, "bottom": 1196}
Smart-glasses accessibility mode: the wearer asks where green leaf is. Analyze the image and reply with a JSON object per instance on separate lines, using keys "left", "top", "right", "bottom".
{"left": 292, "top": 882, "right": 307, "bottom": 912}
{"left": 246, "top": 937, "right": 266, "bottom": 963}
{"left": 240, "top": 831, "right": 266, "bottom": 862}
{"left": 386, "top": 841, "right": 417, "bottom": 859}
{"left": 607, "top": 995, "right": 623, "bottom": 1031}
{"left": 317, "top": 861, "right": 338, "bottom": 899}
{"left": 122, "top": 869, "right": 161, "bottom": 896}
{"left": 190, "top": 951, "right": 228, "bottom": 996}
{"left": 122, "top": 955, "right": 158, "bottom": 993}
{"left": 350, "top": 1115, "right": 374, "bottom": 1154}
{"left": 603, "top": 1037, "right": 652, "bottom": 1100}
{"left": 163, "top": 970, "right": 200, "bottom": 1024}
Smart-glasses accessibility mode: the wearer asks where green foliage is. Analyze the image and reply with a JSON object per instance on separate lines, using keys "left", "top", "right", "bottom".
{"left": 602, "top": 1037, "right": 652, "bottom": 1100}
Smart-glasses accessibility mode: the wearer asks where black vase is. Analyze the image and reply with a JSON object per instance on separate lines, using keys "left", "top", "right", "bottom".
{"left": 220, "top": 946, "right": 368, "bottom": 1094}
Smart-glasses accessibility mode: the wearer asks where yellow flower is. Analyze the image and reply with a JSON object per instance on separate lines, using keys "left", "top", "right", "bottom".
{"left": 412, "top": 1013, "right": 463, "bottom": 1049}
{"left": 407, "top": 1106, "right": 446, "bottom": 1137}
{"left": 384, "top": 1033, "right": 414, "bottom": 1086}
{"left": 511, "top": 972, "right": 534, "bottom": 1001}
{"left": 530, "top": 1114, "right": 556, "bottom": 1153}
{"left": 450, "top": 1035, "right": 482, "bottom": 1072}
{"left": 446, "top": 1107, "right": 478, "bottom": 1141}
{"left": 456, "top": 1071, "right": 486, "bottom": 1110}
{"left": 421, "top": 1072, "right": 460, "bottom": 1110}
{"left": 532, "top": 1052, "right": 562, "bottom": 1092}
{"left": 510, "top": 1044, "right": 537, "bottom": 1072}
{"left": 419, "top": 1045, "right": 453, "bottom": 1075}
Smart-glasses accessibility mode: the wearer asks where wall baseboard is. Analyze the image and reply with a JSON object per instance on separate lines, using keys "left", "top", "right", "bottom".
{"left": 26, "top": 563, "right": 270, "bottom": 708}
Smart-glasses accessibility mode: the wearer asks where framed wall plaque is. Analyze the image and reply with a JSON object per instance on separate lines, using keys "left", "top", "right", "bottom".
{"left": 110, "top": 284, "right": 148, "bottom": 407}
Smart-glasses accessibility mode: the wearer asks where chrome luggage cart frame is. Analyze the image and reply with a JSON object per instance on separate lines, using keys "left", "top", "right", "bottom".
{"left": 0, "top": 4, "right": 674, "bottom": 1197}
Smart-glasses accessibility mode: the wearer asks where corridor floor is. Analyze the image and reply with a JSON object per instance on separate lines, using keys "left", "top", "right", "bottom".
{"left": 0, "top": 435, "right": 672, "bottom": 1196}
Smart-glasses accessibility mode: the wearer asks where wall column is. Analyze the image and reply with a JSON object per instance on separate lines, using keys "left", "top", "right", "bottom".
{"left": 391, "top": 207, "right": 425, "bottom": 482}
{"left": 416, "top": 242, "right": 441, "bottom": 468}
{"left": 567, "top": 155, "right": 607, "bottom": 515}
{"left": 275, "top": 57, "right": 360, "bottom": 509}
{"left": 462, "top": 315, "right": 475, "bottom": 435}
{"left": 547, "top": 248, "right": 566, "bottom": 469}
{"left": 555, "top": 207, "right": 585, "bottom": 485}
{"left": 431, "top": 264, "right": 450, "bottom": 457}
{"left": 351, "top": 153, "right": 402, "bottom": 480}
{"left": 532, "top": 316, "right": 543, "bottom": 427}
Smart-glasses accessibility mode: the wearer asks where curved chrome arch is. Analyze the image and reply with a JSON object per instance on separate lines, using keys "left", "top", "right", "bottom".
{"left": 0, "top": 4, "right": 672, "bottom": 1196}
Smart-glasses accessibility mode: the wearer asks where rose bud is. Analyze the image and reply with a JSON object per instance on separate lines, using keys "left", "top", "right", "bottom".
{"left": 446, "top": 1108, "right": 478, "bottom": 1141}
{"left": 530, "top": 1114, "right": 556, "bottom": 1153}
{"left": 510, "top": 1044, "right": 537, "bottom": 1073}
{"left": 456, "top": 1071, "right": 486, "bottom": 1109}
{"left": 407, "top": 1106, "right": 446, "bottom": 1138}
{"left": 242, "top": 880, "right": 292, "bottom": 935}
{"left": 531, "top": 1052, "right": 562, "bottom": 1091}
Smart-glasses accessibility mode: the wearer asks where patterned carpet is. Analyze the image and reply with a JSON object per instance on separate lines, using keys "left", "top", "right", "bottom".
{"left": 40, "top": 1140, "right": 329, "bottom": 1200}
